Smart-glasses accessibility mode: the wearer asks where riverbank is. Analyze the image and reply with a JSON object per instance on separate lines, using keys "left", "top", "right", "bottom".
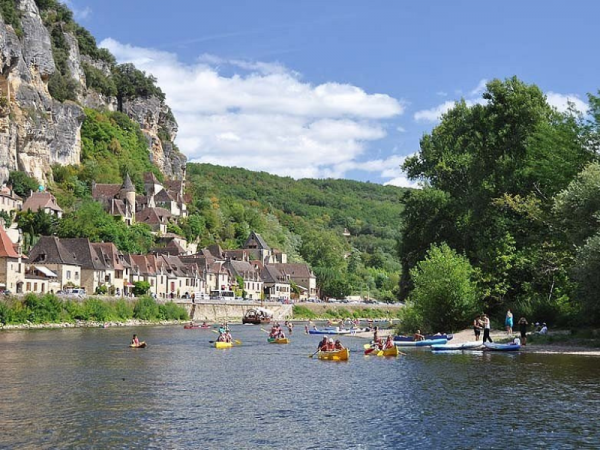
{"left": 450, "top": 328, "right": 600, "bottom": 356}
{"left": 0, "top": 319, "right": 186, "bottom": 330}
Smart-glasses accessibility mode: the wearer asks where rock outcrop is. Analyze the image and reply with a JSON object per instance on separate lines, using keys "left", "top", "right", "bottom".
{"left": 0, "top": 0, "right": 185, "bottom": 184}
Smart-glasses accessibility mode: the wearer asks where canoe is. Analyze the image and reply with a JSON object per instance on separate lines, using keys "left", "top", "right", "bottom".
{"left": 431, "top": 341, "right": 483, "bottom": 351}
{"left": 184, "top": 324, "right": 211, "bottom": 329}
{"left": 214, "top": 341, "right": 233, "bottom": 349}
{"left": 268, "top": 337, "right": 290, "bottom": 344}
{"left": 484, "top": 342, "right": 520, "bottom": 352}
{"left": 129, "top": 342, "right": 146, "bottom": 348}
{"left": 394, "top": 334, "right": 453, "bottom": 342}
{"left": 308, "top": 327, "right": 365, "bottom": 335}
{"left": 365, "top": 346, "right": 400, "bottom": 357}
{"left": 394, "top": 338, "right": 448, "bottom": 347}
{"left": 317, "top": 348, "right": 349, "bottom": 361}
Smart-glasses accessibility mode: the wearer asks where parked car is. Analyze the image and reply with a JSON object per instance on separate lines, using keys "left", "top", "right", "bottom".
{"left": 1, "top": 289, "right": 11, "bottom": 296}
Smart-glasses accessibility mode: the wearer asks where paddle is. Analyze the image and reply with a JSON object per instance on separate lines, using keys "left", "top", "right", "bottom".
{"left": 377, "top": 350, "right": 384, "bottom": 356}
{"left": 308, "top": 349, "right": 320, "bottom": 358}
{"left": 363, "top": 343, "right": 373, "bottom": 349}
{"left": 260, "top": 328, "right": 270, "bottom": 333}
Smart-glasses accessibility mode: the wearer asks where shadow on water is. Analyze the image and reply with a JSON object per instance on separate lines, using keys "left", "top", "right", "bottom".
{"left": 1, "top": 325, "right": 599, "bottom": 448}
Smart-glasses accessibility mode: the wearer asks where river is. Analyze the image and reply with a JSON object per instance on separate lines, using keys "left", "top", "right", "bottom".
{"left": 1, "top": 324, "right": 599, "bottom": 449}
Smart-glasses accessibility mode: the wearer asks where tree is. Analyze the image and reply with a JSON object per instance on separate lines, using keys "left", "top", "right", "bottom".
{"left": 572, "top": 233, "right": 600, "bottom": 323}
{"left": 132, "top": 281, "right": 150, "bottom": 297}
{"left": 8, "top": 171, "right": 39, "bottom": 198}
{"left": 409, "top": 243, "right": 479, "bottom": 332}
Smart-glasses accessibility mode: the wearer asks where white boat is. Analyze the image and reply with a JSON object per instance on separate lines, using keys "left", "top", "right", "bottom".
{"left": 431, "top": 341, "right": 483, "bottom": 351}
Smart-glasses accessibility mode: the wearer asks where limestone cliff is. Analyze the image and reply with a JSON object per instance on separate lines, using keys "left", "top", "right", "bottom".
{"left": 0, "top": 0, "right": 185, "bottom": 185}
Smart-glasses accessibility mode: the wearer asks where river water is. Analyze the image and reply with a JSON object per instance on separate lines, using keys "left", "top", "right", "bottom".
{"left": 1, "top": 324, "right": 599, "bottom": 449}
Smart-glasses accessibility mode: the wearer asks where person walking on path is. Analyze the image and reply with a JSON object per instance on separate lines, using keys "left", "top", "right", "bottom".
{"left": 473, "top": 315, "right": 483, "bottom": 341}
{"left": 482, "top": 314, "right": 493, "bottom": 343}
{"left": 505, "top": 309, "right": 514, "bottom": 336}
{"left": 518, "top": 317, "right": 528, "bottom": 346}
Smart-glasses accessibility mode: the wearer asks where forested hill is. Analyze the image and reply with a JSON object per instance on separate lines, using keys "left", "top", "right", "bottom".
{"left": 185, "top": 163, "right": 408, "bottom": 301}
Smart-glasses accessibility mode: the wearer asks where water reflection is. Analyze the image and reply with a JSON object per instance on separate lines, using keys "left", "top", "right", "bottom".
{"left": 1, "top": 326, "right": 599, "bottom": 448}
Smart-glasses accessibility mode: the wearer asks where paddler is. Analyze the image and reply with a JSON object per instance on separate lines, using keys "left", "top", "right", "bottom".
{"left": 383, "top": 335, "right": 395, "bottom": 349}
{"left": 317, "top": 336, "right": 328, "bottom": 351}
{"left": 131, "top": 334, "right": 140, "bottom": 346}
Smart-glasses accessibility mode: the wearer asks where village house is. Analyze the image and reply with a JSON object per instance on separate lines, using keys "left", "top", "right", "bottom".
{"left": 91, "top": 174, "right": 136, "bottom": 225}
{"left": 22, "top": 191, "right": 63, "bottom": 218}
{"left": 271, "top": 263, "right": 317, "bottom": 300}
{"left": 261, "top": 264, "right": 291, "bottom": 301}
{"left": 28, "top": 236, "right": 81, "bottom": 291}
{"left": 0, "top": 184, "right": 22, "bottom": 215}
{"left": 0, "top": 224, "right": 24, "bottom": 294}
{"left": 224, "top": 258, "right": 263, "bottom": 300}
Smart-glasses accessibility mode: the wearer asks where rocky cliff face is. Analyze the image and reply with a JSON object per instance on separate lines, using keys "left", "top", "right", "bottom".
{"left": 0, "top": 0, "right": 185, "bottom": 185}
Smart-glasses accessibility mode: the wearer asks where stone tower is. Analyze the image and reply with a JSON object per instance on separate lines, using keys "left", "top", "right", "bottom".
{"left": 120, "top": 174, "right": 136, "bottom": 223}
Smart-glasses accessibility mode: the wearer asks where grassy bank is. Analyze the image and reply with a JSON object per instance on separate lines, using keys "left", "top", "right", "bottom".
{"left": 292, "top": 303, "right": 403, "bottom": 320}
{"left": 0, "top": 293, "right": 188, "bottom": 326}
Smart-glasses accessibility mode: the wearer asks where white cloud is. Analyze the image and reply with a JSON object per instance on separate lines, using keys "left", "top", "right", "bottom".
{"left": 470, "top": 78, "right": 488, "bottom": 96}
{"left": 101, "top": 39, "right": 405, "bottom": 179}
{"left": 546, "top": 92, "right": 588, "bottom": 114}
{"left": 414, "top": 101, "right": 455, "bottom": 123}
{"left": 396, "top": 126, "right": 406, "bottom": 133}
{"left": 384, "top": 176, "right": 420, "bottom": 189}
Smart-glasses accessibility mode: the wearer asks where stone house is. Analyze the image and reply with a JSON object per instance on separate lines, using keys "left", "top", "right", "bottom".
{"left": 28, "top": 236, "right": 82, "bottom": 290}
{"left": 271, "top": 263, "right": 317, "bottom": 300}
{"left": 0, "top": 224, "right": 24, "bottom": 293}
{"left": 22, "top": 191, "right": 63, "bottom": 218}
{"left": 60, "top": 238, "right": 111, "bottom": 294}
{"left": 91, "top": 174, "right": 136, "bottom": 225}
{"left": 261, "top": 264, "right": 291, "bottom": 301}
{"left": 0, "top": 184, "right": 22, "bottom": 215}
{"left": 225, "top": 259, "right": 263, "bottom": 300}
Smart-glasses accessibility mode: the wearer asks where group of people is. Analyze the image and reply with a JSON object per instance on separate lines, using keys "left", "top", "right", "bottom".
{"left": 217, "top": 323, "right": 233, "bottom": 342}
{"left": 370, "top": 326, "right": 395, "bottom": 350}
{"left": 473, "top": 314, "right": 493, "bottom": 343}
{"left": 473, "top": 311, "right": 549, "bottom": 346}
{"left": 269, "top": 323, "right": 286, "bottom": 339}
{"left": 317, "top": 337, "right": 345, "bottom": 352}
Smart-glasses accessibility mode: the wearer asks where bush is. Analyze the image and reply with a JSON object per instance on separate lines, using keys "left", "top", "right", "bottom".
{"left": 114, "top": 298, "right": 134, "bottom": 320}
{"left": 132, "top": 281, "right": 151, "bottom": 297}
{"left": 159, "top": 302, "right": 188, "bottom": 320}
{"left": 292, "top": 305, "right": 318, "bottom": 319}
{"left": 23, "top": 293, "right": 63, "bottom": 323}
{"left": 133, "top": 296, "right": 159, "bottom": 320}
{"left": 83, "top": 298, "right": 113, "bottom": 322}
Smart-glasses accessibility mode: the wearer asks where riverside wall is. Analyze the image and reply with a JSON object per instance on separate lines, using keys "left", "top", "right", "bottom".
{"left": 181, "top": 302, "right": 293, "bottom": 322}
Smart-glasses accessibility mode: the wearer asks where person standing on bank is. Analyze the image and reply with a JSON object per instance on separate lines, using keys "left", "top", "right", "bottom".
{"left": 505, "top": 309, "right": 513, "bottom": 336}
{"left": 518, "top": 317, "right": 528, "bottom": 346}
{"left": 473, "top": 315, "right": 483, "bottom": 341}
{"left": 482, "top": 314, "right": 493, "bottom": 343}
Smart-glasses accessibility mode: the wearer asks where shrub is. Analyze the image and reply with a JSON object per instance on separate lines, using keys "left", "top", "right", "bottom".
{"left": 23, "top": 293, "right": 63, "bottom": 323}
{"left": 83, "top": 298, "right": 113, "bottom": 322}
{"left": 114, "top": 299, "right": 134, "bottom": 320}
{"left": 291, "top": 305, "right": 318, "bottom": 319}
{"left": 133, "top": 296, "right": 159, "bottom": 320}
{"left": 159, "top": 302, "right": 188, "bottom": 320}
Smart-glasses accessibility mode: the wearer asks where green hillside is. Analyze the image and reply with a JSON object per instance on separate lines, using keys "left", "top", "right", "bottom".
{"left": 185, "top": 163, "right": 408, "bottom": 301}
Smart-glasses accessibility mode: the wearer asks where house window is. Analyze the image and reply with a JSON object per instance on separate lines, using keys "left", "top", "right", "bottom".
{"left": 75, "top": 272, "right": 79, "bottom": 280}
{"left": 26, "top": 282, "right": 31, "bottom": 291}
{"left": 34, "top": 282, "right": 38, "bottom": 291}
{"left": 151, "top": 279, "right": 154, "bottom": 287}
{"left": 66, "top": 270, "right": 71, "bottom": 280}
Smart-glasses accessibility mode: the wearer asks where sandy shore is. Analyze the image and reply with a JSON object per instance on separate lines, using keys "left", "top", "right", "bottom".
{"left": 350, "top": 326, "right": 600, "bottom": 356}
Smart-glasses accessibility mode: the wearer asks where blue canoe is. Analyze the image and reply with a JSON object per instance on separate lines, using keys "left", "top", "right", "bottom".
{"left": 394, "top": 338, "right": 448, "bottom": 347}
{"left": 484, "top": 342, "right": 521, "bottom": 352}
{"left": 431, "top": 341, "right": 483, "bottom": 351}
{"left": 308, "top": 328, "right": 357, "bottom": 335}
{"left": 393, "top": 334, "right": 453, "bottom": 342}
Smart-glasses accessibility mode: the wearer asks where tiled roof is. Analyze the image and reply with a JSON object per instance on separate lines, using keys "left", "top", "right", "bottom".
{"left": 271, "top": 263, "right": 314, "bottom": 279}
{"left": 92, "top": 184, "right": 121, "bottom": 199}
{"left": 122, "top": 174, "right": 135, "bottom": 192}
{"left": 0, "top": 225, "right": 19, "bottom": 258}
{"left": 61, "top": 238, "right": 107, "bottom": 270}
{"left": 136, "top": 207, "right": 172, "bottom": 224}
{"left": 91, "top": 242, "right": 123, "bottom": 270}
{"left": 0, "top": 186, "right": 22, "bottom": 201}
{"left": 22, "top": 192, "right": 63, "bottom": 213}
{"left": 143, "top": 172, "right": 160, "bottom": 184}
{"left": 244, "top": 231, "right": 270, "bottom": 250}
{"left": 28, "top": 236, "right": 79, "bottom": 265}
{"left": 154, "top": 189, "right": 174, "bottom": 203}
{"left": 261, "top": 265, "right": 288, "bottom": 284}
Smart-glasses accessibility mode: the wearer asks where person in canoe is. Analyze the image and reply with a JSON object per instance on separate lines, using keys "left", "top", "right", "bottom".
{"left": 131, "top": 334, "right": 141, "bottom": 346}
{"left": 224, "top": 330, "right": 233, "bottom": 343}
{"left": 317, "top": 336, "right": 328, "bottom": 351}
{"left": 414, "top": 330, "right": 425, "bottom": 341}
{"left": 334, "top": 340, "right": 345, "bottom": 350}
{"left": 383, "top": 335, "right": 395, "bottom": 349}
{"left": 373, "top": 326, "right": 382, "bottom": 349}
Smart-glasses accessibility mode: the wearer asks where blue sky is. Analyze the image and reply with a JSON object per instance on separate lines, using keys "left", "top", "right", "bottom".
{"left": 68, "top": 0, "right": 599, "bottom": 186}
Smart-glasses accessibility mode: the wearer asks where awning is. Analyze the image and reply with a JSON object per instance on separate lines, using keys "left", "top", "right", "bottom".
{"left": 35, "top": 266, "right": 58, "bottom": 277}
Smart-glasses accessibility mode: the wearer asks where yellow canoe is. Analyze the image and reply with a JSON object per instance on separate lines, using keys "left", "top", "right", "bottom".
{"left": 318, "top": 348, "right": 349, "bottom": 361}
{"left": 268, "top": 337, "right": 290, "bottom": 344}
{"left": 214, "top": 341, "right": 233, "bottom": 349}
{"left": 378, "top": 346, "right": 399, "bottom": 357}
